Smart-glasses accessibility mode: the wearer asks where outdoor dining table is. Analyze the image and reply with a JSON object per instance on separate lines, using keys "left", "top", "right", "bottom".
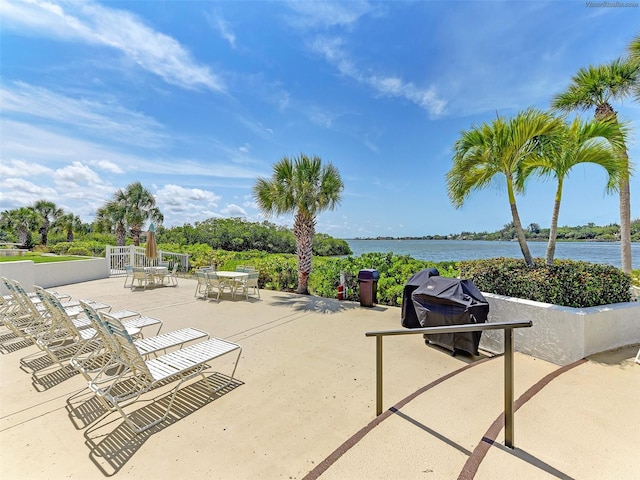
{"left": 145, "top": 266, "right": 169, "bottom": 285}
{"left": 214, "top": 271, "right": 249, "bottom": 298}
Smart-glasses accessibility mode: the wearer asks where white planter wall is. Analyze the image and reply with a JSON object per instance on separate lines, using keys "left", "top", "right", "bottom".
{"left": 480, "top": 293, "right": 640, "bottom": 366}
{"left": 0, "top": 258, "right": 109, "bottom": 294}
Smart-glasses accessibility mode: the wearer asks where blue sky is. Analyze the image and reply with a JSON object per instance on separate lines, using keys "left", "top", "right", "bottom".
{"left": 1, "top": 1, "right": 638, "bottom": 239}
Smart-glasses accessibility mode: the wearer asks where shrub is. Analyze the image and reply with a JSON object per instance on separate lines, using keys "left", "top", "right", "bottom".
{"left": 309, "top": 252, "right": 459, "bottom": 306}
{"left": 66, "top": 246, "right": 92, "bottom": 256}
{"left": 51, "top": 241, "right": 105, "bottom": 256}
{"left": 459, "top": 257, "right": 631, "bottom": 307}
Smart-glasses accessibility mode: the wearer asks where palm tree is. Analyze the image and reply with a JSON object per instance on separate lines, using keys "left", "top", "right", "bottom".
{"left": 447, "top": 108, "right": 563, "bottom": 266}
{"left": 118, "top": 182, "right": 163, "bottom": 246}
{"left": 253, "top": 154, "right": 343, "bottom": 294}
{"left": 95, "top": 201, "right": 128, "bottom": 246}
{"left": 551, "top": 58, "right": 638, "bottom": 273}
{"left": 32, "top": 199, "right": 63, "bottom": 246}
{"left": 522, "top": 117, "right": 626, "bottom": 265}
{"left": 54, "top": 213, "right": 83, "bottom": 242}
{"left": 95, "top": 182, "right": 163, "bottom": 247}
{"left": 0, "top": 207, "right": 40, "bottom": 246}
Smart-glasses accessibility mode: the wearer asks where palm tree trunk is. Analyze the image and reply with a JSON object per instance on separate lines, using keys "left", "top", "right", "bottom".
{"left": 18, "top": 228, "right": 29, "bottom": 246}
{"left": 619, "top": 171, "right": 632, "bottom": 273}
{"left": 507, "top": 177, "right": 533, "bottom": 266}
{"left": 293, "top": 211, "right": 315, "bottom": 295}
{"left": 546, "top": 181, "right": 563, "bottom": 266}
{"left": 595, "top": 107, "right": 632, "bottom": 273}
{"left": 546, "top": 200, "right": 561, "bottom": 266}
{"left": 116, "top": 224, "right": 126, "bottom": 247}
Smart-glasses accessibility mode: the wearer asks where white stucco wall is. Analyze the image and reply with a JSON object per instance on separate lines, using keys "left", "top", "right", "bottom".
{"left": 480, "top": 293, "right": 640, "bottom": 365}
{"left": 0, "top": 258, "right": 109, "bottom": 294}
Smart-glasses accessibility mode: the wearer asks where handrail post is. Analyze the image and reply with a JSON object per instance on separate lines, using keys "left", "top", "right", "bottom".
{"left": 504, "top": 327, "right": 514, "bottom": 448}
{"left": 376, "top": 335, "right": 383, "bottom": 416}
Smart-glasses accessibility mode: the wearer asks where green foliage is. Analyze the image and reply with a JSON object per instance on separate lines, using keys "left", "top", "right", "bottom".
{"left": 156, "top": 218, "right": 351, "bottom": 256}
{"left": 459, "top": 257, "right": 631, "bottom": 307}
{"left": 51, "top": 241, "right": 105, "bottom": 256}
{"left": 309, "top": 252, "right": 459, "bottom": 306}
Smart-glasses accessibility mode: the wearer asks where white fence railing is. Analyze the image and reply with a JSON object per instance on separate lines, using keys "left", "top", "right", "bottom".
{"left": 106, "top": 245, "right": 189, "bottom": 276}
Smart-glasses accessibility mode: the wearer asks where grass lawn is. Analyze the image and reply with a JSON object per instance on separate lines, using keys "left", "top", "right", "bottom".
{"left": 0, "top": 253, "right": 94, "bottom": 263}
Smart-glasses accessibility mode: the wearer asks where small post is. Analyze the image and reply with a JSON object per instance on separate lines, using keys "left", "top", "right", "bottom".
{"left": 376, "top": 335, "right": 383, "bottom": 416}
{"left": 504, "top": 327, "right": 515, "bottom": 448}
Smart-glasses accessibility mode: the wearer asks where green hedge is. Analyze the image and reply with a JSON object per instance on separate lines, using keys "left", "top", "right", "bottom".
{"left": 459, "top": 257, "right": 631, "bottom": 308}
{"left": 50, "top": 241, "right": 105, "bottom": 256}
{"left": 309, "top": 252, "right": 459, "bottom": 306}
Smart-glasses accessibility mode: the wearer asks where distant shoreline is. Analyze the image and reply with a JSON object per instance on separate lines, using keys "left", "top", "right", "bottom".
{"left": 346, "top": 238, "right": 630, "bottom": 243}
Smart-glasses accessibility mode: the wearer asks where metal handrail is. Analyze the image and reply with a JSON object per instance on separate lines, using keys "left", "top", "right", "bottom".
{"left": 365, "top": 320, "right": 532, "bottom": 448}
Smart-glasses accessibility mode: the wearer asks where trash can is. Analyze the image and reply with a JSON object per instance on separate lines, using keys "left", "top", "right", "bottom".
{"left": 358, "top": 269, "right": 379, "bottom": 307}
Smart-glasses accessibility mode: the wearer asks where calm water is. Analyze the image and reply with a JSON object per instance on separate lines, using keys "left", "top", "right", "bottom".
{"left": 345, "top": 239, "right": 640, "bottom": 270}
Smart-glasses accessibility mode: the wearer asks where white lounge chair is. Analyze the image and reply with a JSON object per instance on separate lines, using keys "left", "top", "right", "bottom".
{"left": 76, "top": 301, "right": 210, "bottom": 383}
{"left": 89, "top": 313, "right": 242, "bottom": 433}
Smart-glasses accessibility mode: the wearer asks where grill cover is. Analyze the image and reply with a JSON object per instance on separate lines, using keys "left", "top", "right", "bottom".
{"left": 401, "top": 268, "right": 440, "bottom": 329}
{"left": 410, "top": 276, "right": 489, "bottom": 355}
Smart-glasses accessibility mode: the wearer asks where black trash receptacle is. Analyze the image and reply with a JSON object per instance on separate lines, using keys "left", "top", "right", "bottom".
{"left": 358, "top": 269, "right": 379, "bottom": 307}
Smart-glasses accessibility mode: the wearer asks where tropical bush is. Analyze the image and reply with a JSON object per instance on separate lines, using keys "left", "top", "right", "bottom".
{"left": 459, "top": 257, "right": 631, "bottom": 307}
{"left": 51, "top": 241, "right": 105, "bottom": 256}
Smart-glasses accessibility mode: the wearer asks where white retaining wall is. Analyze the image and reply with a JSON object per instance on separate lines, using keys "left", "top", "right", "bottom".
{"left": 480, "top": 293, "right": 640, "bottom": 366}
{"left": 0, "top": 258, "right": 109, "bottom": 294}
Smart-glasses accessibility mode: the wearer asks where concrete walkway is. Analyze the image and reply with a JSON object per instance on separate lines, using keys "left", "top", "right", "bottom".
{"left": 1, "top": 276, "right": 638, "bottom": 479}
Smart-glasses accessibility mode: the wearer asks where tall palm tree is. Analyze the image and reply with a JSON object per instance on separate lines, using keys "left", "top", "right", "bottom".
{"left": 522, "top": 117, "right": 626, "bottom": 265}
{"left": 253, "top": 154, "right": 343, "bottom": 294}
{"left": 53, "top": 212, "right": 83, "bottom": 242}
{"left": 447, "top": 108, "right": 563, "bottom": 266}
{"left": 32, "top": 199, "right": 63, "bottom": 246}
{"left": 95, "top": 182, "right": 163, "bottom": 247}
{"left": 95, "top": 201, "right": 128, "bottom": 246}
{"left": 0, "top": 207, "right": 40, "bottom": 246}
{"left": 551, "top": 58, "right": 638, "bottom": 273}
{"left": 118, "top": 182, "right": 163, "bottom": 246}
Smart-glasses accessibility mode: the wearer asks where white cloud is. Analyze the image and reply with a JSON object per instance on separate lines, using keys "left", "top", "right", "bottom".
{"left": 156, "top": 184, "right": 221, "bottom": 205}
{"left": 154, "top": 184, "right": 223, "bottom": 226}
{"left": 1, "top": 82, "right": 169, "bottom": 148}
{"left": 310, "top": 36, "right": 446, "bottom": 117}
{"left": 285, "top": 0, "right": 374, "bottom": 28}
{"left": 221, "top": 203, "right": 247, "bottom": 217}
{"left": 206, "top": 11, "right": 236, "bottom": 48}
{"left": 1, "top": 0, "right": 225, "bottom": 92}
{"left": 0, "top": 159, "right": 53, "bottom": 177}
{"left": 54, "top": 162, "right": 104, "bottom": 188}
{"left": 94, "top": 160, "right": 124, "bottom": 174}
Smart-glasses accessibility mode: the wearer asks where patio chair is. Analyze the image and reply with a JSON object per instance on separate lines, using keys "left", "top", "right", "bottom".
{"left": 194, "top": 270, "right": 209, "bottom": 298}
{"left": 245, "top": 271, "right": 260, "bottom": 298}
{"left": 30, "top": 287, "right": 159, "bottom": 376}
{"left": 123, "top": 265, "right": 134, "bottom": 288}
{"left": 89, "top": 313, "right": 242, "bottom": 433}
{"left": 30, "top": 287, "right": 102, "bottom": 374}
{"left": 132, "top": 267, "right": 150, "bottom": 290}
{"left": 205, "top": 272, "right": 232, "bottom": 301}
{"left": 76, "top": 301, "right": 209, "bottom": 383}
{"left": 1, "top": 278, "right": 53, "bottom": 343}
{"left": 165, "top": 263, "right": 179, "bottom": 286}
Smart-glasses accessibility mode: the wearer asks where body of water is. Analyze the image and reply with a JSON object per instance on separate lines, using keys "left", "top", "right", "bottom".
{"left": 345, "top": 239, "right": 640, "bottom": 270}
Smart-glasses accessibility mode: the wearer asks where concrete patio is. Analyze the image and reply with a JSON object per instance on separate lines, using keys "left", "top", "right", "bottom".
{"left": 1, "top": 276, "right": 638, "bottom": 479}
